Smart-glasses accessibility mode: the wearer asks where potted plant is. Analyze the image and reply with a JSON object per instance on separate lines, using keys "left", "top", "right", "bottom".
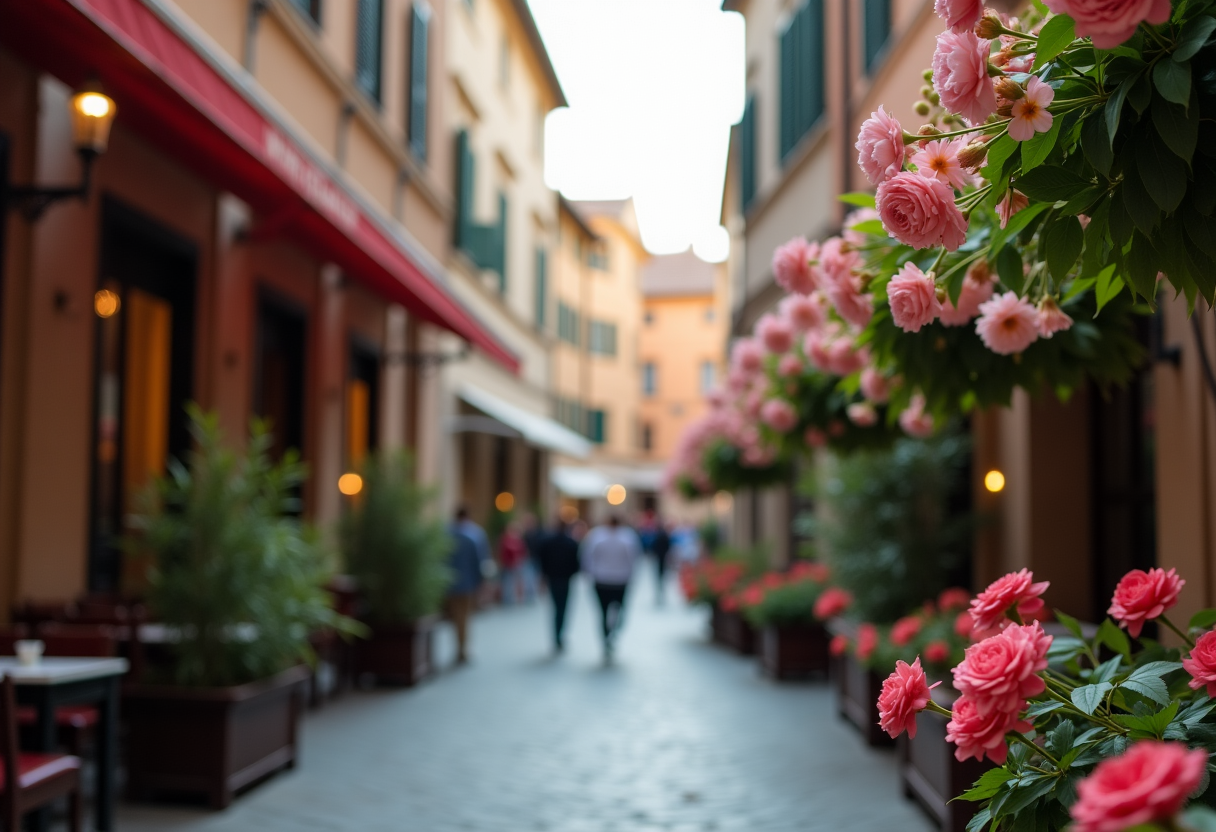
{"left": 341, "top": 452, "right": 452, "bottom": 686}
{"left": 680, "top": 546, "right": 768, "bottom": 653}
{"left": 124, "top": 407, "right": 358, "bottom": 808}
{"left": 737, "top": 562, "right": 836, "bottom": 680}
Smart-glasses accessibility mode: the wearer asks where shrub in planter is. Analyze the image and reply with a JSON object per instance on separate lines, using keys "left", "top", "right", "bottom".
{"left": 680, "top": 546, "right": 768, "bottom": 649}
{"left": 340, "top": 452, "right": 452, "bottom": 685}
{"left": 738, "top": 562, "right": 835, "bottom": 679}
{"left": 125, "top": 407, "right": 358, "bottom": 807}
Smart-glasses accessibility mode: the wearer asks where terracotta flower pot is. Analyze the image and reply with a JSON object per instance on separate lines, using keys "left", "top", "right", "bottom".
{"left": 760, "top": 623, "right": 830, "bottom": 680}
{"left": 353, "top": 615, "right": 438, "bottom": 686}
{"left": 124, "top": 665, "right": 309, "bottom": 808}
{"left": 899, "top": 687, "right": 991, "bottom": 832}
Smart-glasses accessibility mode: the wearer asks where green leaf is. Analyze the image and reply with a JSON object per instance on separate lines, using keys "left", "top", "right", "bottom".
{"left": 1092, "top": 655, "right": 1124, "bottom": 683}
{"left": 1060, "top": 186, "right": 1103, "bottom": 217}
{"left": 1127, "top": 660, "right": 1184, "bottom": 681}
{"left": 1095, "top": 271, "right": 1126, "bottom": 314}
{"left": 1036, "top": 14, "right": 1077, "bottom": 66}
{"left": 1072, "top": 682, "right": 1114, "bottom": 714}
{"left": 966, "top": 807, "right": 993, "bottom": 832}
{"left": 839, "top": 192, "right": 876, "bottom": 209}
{"left": 1190, "top": 609, "right": 1216, "bottom": 631}
{"left": 849, "top": 219, "right": 887, "bottom": 236}
{"left": 998, "top": 775, "right": 1058, "bottom": 817}
{"left": 1129, "top": 71, "right": 1154, "bottom": 114}
{"left": 1127, "top": 231, "right": 1162, "bottom": 301}
{"left": 1152, "top": 94, "right": 1199, "bottom": 161}
{"left": 1021, "top": 115, "right": 1063, "bottom": 171}
{"left": 1097, "top": 618, "right": 1132, "bottom": 660}
{"left": 1139, "top": 129, "right": 1189, "bottom": 213}
{"left": 990, "top": 202, "right": 1050, "bottom": 254}
{"left": 1113, "top": 699, "right": 1180, "bottom": 737}
{"left": 1049, "top": 635, "right": 1087, "bottom": 663}
{"left": 1082, "top": 116, "right": 1114, "bottom": 177}
{"left": 957, "top": 767, "right": 1015, "bottom": 802}
{"left": 1121, "top": 157, "right": 1162, "bottom": 235}
{"left": 1107, "top": 70, "right": 1141, "bottom": 142}
{"left": 1046, "top": 216, "right": 1084, "bottom": 281}
{"left": 1014, "top": 166, "right": 1090, "bottom": 203}
{"left": 982, "top": 135, "right": 1019, "bottom": 185}
{"left": 1174, "top": 15, "right": 1216, "bottom": 62}
{"left": 1054, "top": 609, "right": 1085, "bottom": 640}
{"left": 1120, "top": 676, "right": 1171, "bottom": 706}
{"left": 996, "top": 244, "right": 1027, "bottom": 294}
{"left": 1153, "top": 58, "right": 1192, "bottom": 105}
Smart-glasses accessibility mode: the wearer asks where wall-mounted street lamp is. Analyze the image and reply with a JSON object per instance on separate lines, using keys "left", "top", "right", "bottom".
{"left": 3, "top": 80, "right": 116, "bottom": 222}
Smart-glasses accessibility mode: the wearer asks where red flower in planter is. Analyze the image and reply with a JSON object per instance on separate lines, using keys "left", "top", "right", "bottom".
{"left": 1070, "top": 742, "right": 1206, "bottom": 832}
{"left": 951, "top": 622, "right": 1051, "bottom": 716}
{"left": 954, "top": 610, "right": 975, "bottom": 639}
{"left": 1183, "top": 630, "right": 1216, "bottom": 697}
{"left": 945, "top": 694, "right": 1031, "bottom": 765}
{"left": 890, "top": 615, "right": 923, "bottom": 647}
{"left": 968, "top": 569, "right": 1049, "bottom": 635}
{"left": 830, "top": 635, "right": 850, "bottom": 657}
{"left": 739, "top": 585, "right": 766, "bottom": 608}
{"left": 1108, "top": 568, "right": 1184, "bottom": 638}
{"left": 924, "top": 640, "right": 951, "bottom": 666}
{"left": 789, "top": 561, "right": 830, "bottom": 583}
{"left": 877, "top": 657, "right": 940, "bottom": 739}
{"left": 813, "top": 588, "right": 853, "bottom": 621}
{"left": 937, "top": 587, "right": 972, "bottom": 612}
{"left": 720, "top": 594, "right": 740, "bottom": 613}
{"left": 856, "top": 623, "right": 879, "bottom": 661}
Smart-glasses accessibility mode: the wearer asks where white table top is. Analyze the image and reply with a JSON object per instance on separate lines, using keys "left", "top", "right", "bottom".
{"left": 0, "top": 657, "right": 129, "bottom": 685}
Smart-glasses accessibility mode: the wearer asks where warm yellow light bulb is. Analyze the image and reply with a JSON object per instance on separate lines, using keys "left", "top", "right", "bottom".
{"left": 495, "top": 492, "right": 515, "bottom": 512}
{"left": 606, "top": 484, "right": 627, "bottom": 506}
{"left": 338, "top": 472, "right": 363, "bottom": 495}
{"left": 77, "top": 92, "right": 112, "bottom": 118}
{"left": 559, "top": 504, "right": 579, "bottom": 523}
{"left": 94, "top": 289, "right": 120, "bottom": 318}
{"left": 984, "top": 470, "right": 1006, "bottom": 493}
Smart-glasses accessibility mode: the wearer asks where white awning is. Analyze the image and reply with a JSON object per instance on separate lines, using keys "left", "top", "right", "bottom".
{"left": 455, "top": 384, "right": 592, "bottom": 459}
{"left": 550, "top": 464, "right": 666, "bottom": 498}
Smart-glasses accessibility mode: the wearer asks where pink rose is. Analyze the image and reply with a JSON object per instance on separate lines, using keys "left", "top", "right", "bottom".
{"left": 899, "top": 394, "right": 935, "bottom": 438}
{"left": 830, "top": 634, "right": 850, "bottom": 656}
{"left": 757, "top": 314, "right": 794, "bottom": 354}
{"left": 1037, "top": 297, "right": 1074, "bottom": 338}
{"left": 935, "top": 0, "right": 985, "bottom": 33}
{"left": 1045, "top": 0, "right": 1171, "bottom": 50}
{"left": 825, "top": 277, "right": 874, "bottom": 328}
{"left": 780, "top": 293, "right": 826, "bottom": 332}
{"left": 731, "top": 338, "right": 764, "bottom": 374}
{"left": 946, "top": 694, "right": 1032, "bottom": 764}
{"left": 932, "top": 30, "right": 998, "bottom": 125}
{"left": 826, "top": 339, "right": 869, "bottom": 377}
{"left": 777, "top": 353, "right": 803, "bottom": 378}
{"left": 876, "top": 171, "right": 969, "bottom": 251}
{"left": 952, "top": 622, "right": 1051, "bottom": 716}
{"left": 856, "top": 623, "right": 879, "bottom": 661}
{"left": 925, "top": 640, "right": 951, "bottom": 665}
{"left": 890, "top": 615, "right": 923, "bottom": 647}
{"left": 847, "top": 402, "right": 878, "bottom": 427}
{"left": 975, "top": 291, "right": 1039, "bottom": 355}
{"left": 1184, "top": 630, "right": 1216, "bottom": 696}
{"left": 1071, "top": 742, "right": 1207, "bottom": 832}
{"left": 860, "top": 367, "right": 891, "bottom": 404}
{"left": 939, "top": 262, "right": 995, "bottom": 326}
{"left": 804, "top": 427, "right": 827, "bottom": 448}
{"left": 955, "top": 610, "right": 975, "bottom": 638}
{"left": 938, "top": 588, "right": 972, "bottom": 612}
{"left": 760, "top": 398, "right": 798, "bottom": 433}
{"left": 878, "top": 658, "right": 940, "bottom": 739}
{"left": 887, "top": 263, "right": 943, "bottom": 333}
{"left": 772, "top": 237, "right": 820, "bottom": 295}
{"left": 969, "top": 568, "right": 1050, "bottom": 634}
{"left": 856, "top": 106, "right": 907, "bottom": 186}
{"left": 814, "top": 587, "right": 853, "bottom": 620}
{"left": 1108, "top": 567, "right": 1185, "bottom": 638}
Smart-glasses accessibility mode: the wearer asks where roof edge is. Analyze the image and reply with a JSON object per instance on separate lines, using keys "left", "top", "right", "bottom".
{"left": 508, "top": 0, "right": 568, "bottom": 108}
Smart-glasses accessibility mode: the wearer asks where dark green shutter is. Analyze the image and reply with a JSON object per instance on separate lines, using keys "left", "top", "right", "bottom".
{"left": 495, "top": 193, "right": 508, "bottom": 293}
{"left": 355, "top": 0, "right": 383, "bottom": 102}
{"left": 740, "top": 95, "right": 756, "bottom": 211}
{"left": 454, "top": 131, "right": 473, "bottom": 248}
{"left": 408, "top": 5, "right": 429, "bottom": 159}
{"left": 290, "top": 0, "right": 321, "bottom": 22}
{"left": 534, "top": 249, "right": 547, "bottom": 327}
{"left": 586, "top": 410, "right": 606, "bottom": 444}
{"left": 779, "top": 0, "right": 825, "bottom": 162}
{"left": 864, "top": 0, "right": 891, "bottom": 73}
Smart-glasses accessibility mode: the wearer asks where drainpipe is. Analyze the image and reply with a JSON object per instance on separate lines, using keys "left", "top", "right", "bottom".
{"left": 243, "top": 0, "right": 269, "bottom": 74}
{"left": 839, "top": 0, "right": 852, "bottom": 218}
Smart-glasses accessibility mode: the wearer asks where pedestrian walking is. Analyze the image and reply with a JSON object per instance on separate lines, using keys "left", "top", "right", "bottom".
{"left": 446, "top": 507, "right": 492, "bottom": 664}
{"left": 579, "top": 515, "right": 641, "bottom": 660}
{"left": 498, "top": 520, "right": 529, "bottom": 605}
{"left": 652, "top": 519, "right": 672, "bottom": 605}
{"left": 520, "top": 512, "right": 544, "bottom": 602}
{"left": 535, "top": 518, "right": 580, "bottom": 653}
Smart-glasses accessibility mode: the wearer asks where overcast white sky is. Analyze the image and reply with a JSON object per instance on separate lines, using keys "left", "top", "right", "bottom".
{"left": 527, "top": 0, "right": 746, "bottom": 262}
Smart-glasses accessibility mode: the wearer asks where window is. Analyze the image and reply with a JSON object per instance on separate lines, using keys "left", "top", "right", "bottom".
{"left": 641, "top": 422, "right": 653, "bottom": 452}
{"left": 705, "top": 306, "right": 716, "bottom": 322}
{"left": 585, "top": 409, "right": 607, "bottom": 444}
{"left": 407, "top": 4, "right": 430, "bottom": 159}
{"left": 642, "top": 362, "right": 657, "bottom": 396}
{"left": 779, "top": 0, "right": 825, "bottom": 161}
{"left": 354, "top": 0, "right": 384, "bottom": 103}
{"left": 347, "top": 343, "right": 379, "bottom": 469}
{"left": 644, "top": 310, "right": 654, "bottom": 325}
{"left": 700, "top": 360, "right": 715, "bottom": 394}
{"left": 534, "top": 248, "right": 547, "bottom": 328}
{"left": 740, "top": 94, "right": 757, "bottom": 211}
{"left": 453, "top": 131, "right": 507, "bottom": 283}
{"left": 588, "top": 320, "right": 617, "bottom": 356}
{"left": 556, "top": 397, "right": 583, "bottom": 433}
{"left": 290, "top": 0, "right": 322, "bottom": 24}
{"left": 588, "top": 250, "right": 609, "bottom": 271}
{"left": 558, "top": 301, "right": 581, "bottom": 346}
{"left": 864, "top": 0, "right": 892, "bottom": 73}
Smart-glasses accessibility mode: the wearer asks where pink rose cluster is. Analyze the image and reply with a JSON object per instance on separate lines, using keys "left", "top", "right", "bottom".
{"left": 1045, "top": 0, "right": 1171, "bottom": 50}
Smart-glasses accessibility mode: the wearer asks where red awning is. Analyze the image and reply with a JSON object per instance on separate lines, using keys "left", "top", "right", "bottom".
{"left": 0, "top": 0, "right": 519, "bottom": 372}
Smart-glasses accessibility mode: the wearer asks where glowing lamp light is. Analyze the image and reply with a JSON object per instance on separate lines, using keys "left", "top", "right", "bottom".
{"left": 605, "top": 484, "right": 627, "bottom": 506}
{"left": 69, "top": 83, "right": 117, "bottom": 155}
{"left": 713, "top": 490, "right": 733, "bottom": 513}
{"left": 338, "top": 472, "right": 363, "bottom": 496}
{"left": 559, "top": 504, "right": 579, "bottom": 523}
{"left": 495, "top": 492, "right": 515, "bottom": 512}
{"left": 93, "top": 289, "right": 120, "bottom": 318}
{"left": 984, "top": 469, "right": 1006, "bottom": 493}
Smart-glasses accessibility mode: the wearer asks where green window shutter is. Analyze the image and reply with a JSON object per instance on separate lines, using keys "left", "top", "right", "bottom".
{"left": 495, "top": 193, "right": 508, "bottom": 293}
{"left": 454, "top": 131, "right": 473, "bottom": 249}
{"left": 355, "top": 0, "right": 383, "bottom": 103}
{"left": 864, "top": 0, "right": 891, "bottom": 73}
{"left": 779, "top": 0, "right": 825, "bottom": 162}
{"left": 740, "top": 95, "right": 756, "bottom": 211}
{"left": 408, "top": 5, "right": 429, "bottom": 159}
{"left": 586, "top": 410, "right": 606, "bottom": 444}
{"left": 534, "top": 248, "right": 547, "bottom": 327}
{"left": 290, "top": 0, "right": 321, "bottom": 23}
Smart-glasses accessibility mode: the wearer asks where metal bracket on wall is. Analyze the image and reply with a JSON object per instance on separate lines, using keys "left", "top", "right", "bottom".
{"left": 2, "top": 150, "right": 97, "bottom": 223}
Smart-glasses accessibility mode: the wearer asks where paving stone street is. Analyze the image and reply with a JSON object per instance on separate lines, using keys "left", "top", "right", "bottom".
{"left": 117, "top": 567, "right": 934, "bottom": 832}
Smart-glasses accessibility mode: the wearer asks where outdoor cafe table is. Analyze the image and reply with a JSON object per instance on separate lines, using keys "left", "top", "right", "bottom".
{"left": 0, "top": 656, "right": 128, "bottom": 832}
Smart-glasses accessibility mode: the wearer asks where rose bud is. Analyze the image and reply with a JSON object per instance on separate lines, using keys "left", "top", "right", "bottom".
{"left": 997, "top": 101, "right": 1014, "bottom": 118}
{"left": 974, "top": 14, "right": 1005, "bottom": 40}
{"left": 957, "top": 140, "right": 989, "bottom": 171}
{"left": 994, "top": 77, "right": 1024, "bottom": 101}
{"left": 921, "top": 84, "right": 935, "bottom": 100}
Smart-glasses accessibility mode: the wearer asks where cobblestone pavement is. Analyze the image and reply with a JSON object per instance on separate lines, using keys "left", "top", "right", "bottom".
{"left": 116, "top": 567, "right": 934, "bottom": 832}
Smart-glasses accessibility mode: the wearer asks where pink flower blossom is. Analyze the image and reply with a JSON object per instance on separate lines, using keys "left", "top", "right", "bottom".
{"left": 932, "top": 30, "right": 998, "bottom": 125}
{"left": 939, "top": 262, "right": 995, "bottom": 326}
{"left": 1071, "top": 742, "right": 1207, "bottom": 832}
{"left": 899, "top": 394, "right": 935, "bottom": 438}
{"left": 946, "top": 694, "right": 1032, "bottom": 764}
{"left": 876, "top": 171, "right": 969, "bottom": 251}
{"left": 860, "top": 367, "right": 891, "bottom": 403}
{"left": 887, "top": 263, "right": 943, "bottom": 333}
{"left": 935, "top": 0, "right": 985, "bottom": 33}
{"left": 939, "top": 587, "right": 972, "bottom": 612}
{"left": 777, "top": 353, "right": 803, "bottom": 378}
{"left": 975, "top": 291, "right": 1039, "bottom": 355}
{"left": 780, "top": 292, "right": 826, "bottom": 332}
{"left": 969, "top": 569, "right": 1049, "bottom": 634}
{"left": 910, "top": 138, "right": 974, "bottom": 191}
{"left": 826, "top": 339, "right": 869, "bottom": 377}
{"left": 1185, "top": 630, "right": 1216, "bottom": 696}
{"left": 1108, "top": 568, "right": 1185, "bottom": 638}
{"left": 1009, "top": 76, "right": 1055, "bottom": 142}
{"left": 824, "top": 278, "right": 874, "bottom": 328}
{"left": 757, "top": 314, "right": 794, "bottom": 354}
{"left": 925, "top": 640, "right": 951, "bottom": 665}
{"left": 890, "top": 616, "right": 923, "bottom": 647}
{"left": 955, "top": 610, "right": 975, "bottom": 638}
{"left": 760, "top": 398, "right": 798, "bottom": 433}
{"left": 814, "top": 587, "right": 853, "bottom": 620}
{"left": 878, "top": 658, "right": 940, "bottom": 739}
{"left": 952, "top": 622, "right": 1051, "bottom": 716}
{"left": 1045, "top": 0, "right": 1171, "bottom": 50}
{"left": 804, "top": 427, "right": 827, "bottom": 448}
{"left": 856, "top": 106, "right": 908, "bottom": 186}
{"left": 731, "top": 338, "right": 764, "bottom": 374}
{"left": 996, "top": 189, "right": 1029, "bottom": 229}
{"left": 819, "top": 237, "right": 861, "bottom": 286}
{"left": 772, "top": 237, "right": 820, "bottom": 295}
{"left": 830, "top": 634, "right": 850, "bottom": 656}
{"left": 856, "top": 623, "right": 879, "bottom": 661}
{"left": 1037, "top": 297, "right": 1074, "bottom": 338}
{"left": 847, "top": 402, "right": 878, "bottom": 427}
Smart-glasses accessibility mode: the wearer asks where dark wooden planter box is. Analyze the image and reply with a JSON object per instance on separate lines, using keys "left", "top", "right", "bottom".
{"left": 760, "top": 623, "right": 830, "bottom": 680}
{"left": 833, "top": 652, "right": 895, "bottom": 748}
{"left": 720, "top": 609, "right": 757, "bottom": 655}
{"left": 900, "top": 688, "right": 991, "bottom": 832}
{"left": 353, "top": 616, "right": 437, "bottom": 686}
{"left": 709, "top": 601, "right": 729, "bottom": 645}
{"left": 124, "top": 665, "right": 309, "bottom": 809}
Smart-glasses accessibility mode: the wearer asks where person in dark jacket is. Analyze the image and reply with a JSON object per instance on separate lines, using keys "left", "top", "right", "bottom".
{"left": 535, "top": 518, "right": 581, "bottom": 653}
{"left": 652, "top": 520, "right": 672, "bottom": 605}
{"left": 446, "top": 507, "right": 491, "bottom": 664}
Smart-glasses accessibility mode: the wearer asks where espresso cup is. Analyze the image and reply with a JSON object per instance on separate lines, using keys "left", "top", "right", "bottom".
{"left": 15, "top": 639, "right": 44, "bottom": 667}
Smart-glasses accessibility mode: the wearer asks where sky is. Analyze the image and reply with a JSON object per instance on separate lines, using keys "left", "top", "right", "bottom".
{"left": 526, "top": 0, "right": 746, "bottom": 262}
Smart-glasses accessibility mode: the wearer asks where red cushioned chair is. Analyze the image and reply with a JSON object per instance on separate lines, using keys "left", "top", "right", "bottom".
{"left": 0, "top": 676, "right": 81, "bottom": 832}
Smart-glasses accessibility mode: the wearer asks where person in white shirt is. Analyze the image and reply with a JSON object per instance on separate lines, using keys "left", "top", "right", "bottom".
{"left": 579, "top": 515, "right": 641, "bottom": 659}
